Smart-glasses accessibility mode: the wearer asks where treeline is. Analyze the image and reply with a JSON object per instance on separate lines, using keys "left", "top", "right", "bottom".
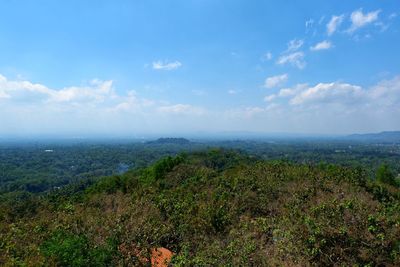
{"left": 1, "top": 140, "right": 399, "bottom": 197}
{"left": 0, "top": 142, "right": 205, "bottom": 194}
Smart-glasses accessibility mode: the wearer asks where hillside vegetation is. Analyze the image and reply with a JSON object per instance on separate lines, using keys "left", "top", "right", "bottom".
{"left": 1, "top": 149, "right": 400, "bottom": 266}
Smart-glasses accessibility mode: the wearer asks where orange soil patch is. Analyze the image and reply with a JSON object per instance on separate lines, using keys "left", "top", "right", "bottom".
{"left": 151, "top": 247, "right": 174, "bottom": 267}
{"left": 119, "top": 243, "right": 173, "bottom": 266}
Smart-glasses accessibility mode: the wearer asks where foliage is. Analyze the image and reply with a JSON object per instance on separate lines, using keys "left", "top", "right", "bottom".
{"left": 1, "top": 140, "right": 399, "bottom": 196}
{"left": 1, "top": 145, "right": 400, "bottom": 266}
{"left": 376, "top": 163, "right": 397, "bottom": 186}
{"left": 0, "top": 141, "right": 204, "bottom": 194}
{"left": 41, "top": 230, "right": 114, "bottom": 267}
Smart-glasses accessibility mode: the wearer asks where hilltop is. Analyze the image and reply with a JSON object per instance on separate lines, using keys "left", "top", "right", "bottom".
{"left": 1, "top": 149, "right": 399, "bottom": 266}
{"left": 346, "top": 131, "right": 400, "bottom": 143}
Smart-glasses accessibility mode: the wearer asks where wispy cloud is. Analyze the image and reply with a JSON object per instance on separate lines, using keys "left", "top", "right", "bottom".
{"left": 228, "top": 89, "right": 240, "bottom": 95}
{"left": 264, "top": 74, "right": 288, "bottom": 88}
{"left": 318, "top": 16, "right": 326, "bottom": 25}
{"left": 327, "top": 14, "right": 345, "bottom": 35}
{"left": 347, "top": 9, "right": 381, "bottom": 33}
{"left": 286, "top": 39, "right": 304, "bottom": 52}
{"left": 278, "top": 84, "right": 309, "bottom": 97}
{"left": 374, "top": 21, "right": 390, "bottom": 32}
{"left": 310, "top": 40, "right": 332, "bottom": 51}
{"left": 277, "top": 38, "right": 306, "bottom": 69}
{"left": 157, "top": 104, "right": 205, "bottom": 115}
{"left": 277, "top": 52, "right": 306, "bottom": 69}
{"left": 389, "top": 13, "right": 397, "bottom": 20}
{"left": 305, "top": 18, "right": 314, "bottom": 28}
{"left": 264, "top": 94, "right": 276, "bottom": 102}
{"left": 305, "top": 18, "right": 314, "bottom": 33}
{"left": 152, "top": 60, "right": 182, "bottom": 71}
{"left": 261, "top": 52, "right": 273, "bottom": 61}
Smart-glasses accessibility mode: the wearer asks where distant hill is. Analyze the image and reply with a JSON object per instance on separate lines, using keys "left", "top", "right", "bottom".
{"left": 146, "top": 137, "right": 191, "bottom": 145}
{"left": 346, "top": 131, "right": 400, "bottom": 143}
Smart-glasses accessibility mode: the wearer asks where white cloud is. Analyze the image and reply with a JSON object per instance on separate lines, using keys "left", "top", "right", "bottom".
{"left": 310, "top": 40, "right": 332, "bottom": 51}
{"left": 305, "top": 18, "right": 314, "bottom": 29}
{"left": 374, "top": 21, "right": 390, "bottom": 32}
{"left": 276, "top": 39, "right": 306, "bottom": 69}
{"left": 243, "top": 107, "right": 265, "bottom": 117}
{"left": 0, "top": 91, "right": 9, "bottom": 99}
{"left": 277, "top": 52, "right": 306, "bottom": 69}
{"left": 256, "top": 75, "right": 400, "bottom": 115}
{"left": 264, "top": 94, "right": 276, "bottom": 102}
{"left": 230, "top": 77, "right": 400, "bottom": 133}
{"left": 261, "top": 52, "right": 272, "bottom": 61}
{"left": 389, "top": 13, "right": 397, "bottom": 20}
{"left": 0, "top": 74, "right": 207, "bottom": 134}
{"left": 157, "top": 104, "right": 205, "bottom": 115}
{"left": 347, "top": 9, "right": 381, "bottom": 33}
{"left": 327, "top": 15, "right": 345, "bottom": 36}
{"left": 278, "top": 88, "right": 295, "bottom": 97}
{"left": 368, "top": 76, "right": 400, "bottom": 106}
{"left": 108, "top": 90, "right": 155, "bottom": 113}
{"left": 278, "top": 84, "right": 309, "bottom": 97}
{"left": 222, "top": 76, "right": 400, "bottom": 134}
{"left": 0, "top": 74, "right": 116, "bottom": 105}
{"left": 264, "top": 74, "right": 288, "bottom": 88}
{"left": 0, "top": 74, "right": 206, "bottom": 117}
{"left": 225, "top": 106, "right": 267, "bottom": 119}
{"left": 152, "top": 60, "right": 182, "bottom": 71}
{"left": 225, "top": 76, "right": 400, "bottom": 134}
{"left": 228, "top": 89, "right": 239, "bottom": 95}
{"left": 290, "top": 82, "right": 363, "bottom": 105}
{"left": 286, "top": 39, "right": 304, "bottom": 52}
{"left": 51, "top": 80, "right": 115, "bottom": 103}
{"left": 271, "top": 76, "right": 400, "bottom": 110}
{"left": 2, "top": 73, "right": 400, "bottom": 135}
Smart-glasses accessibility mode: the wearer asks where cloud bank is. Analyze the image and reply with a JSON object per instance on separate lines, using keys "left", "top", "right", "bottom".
{"left": 1, "top": 74, "right": 400, "bottom": 135}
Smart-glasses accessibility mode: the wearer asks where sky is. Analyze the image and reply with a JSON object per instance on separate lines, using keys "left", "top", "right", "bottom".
{"left": 0, "top": 0, "right": 400, "bottom": 137}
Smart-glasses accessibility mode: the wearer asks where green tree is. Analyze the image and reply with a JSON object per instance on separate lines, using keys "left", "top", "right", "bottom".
{"left": 376, "top": 164, "right": 396, "bottom": 186}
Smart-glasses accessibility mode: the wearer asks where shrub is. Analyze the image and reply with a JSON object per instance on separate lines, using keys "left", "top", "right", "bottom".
{"left": 41, "top": 230, "right": 114, "bottom": 267}
{"left": 376, "top": 164, "right": 397, "bottom": 186}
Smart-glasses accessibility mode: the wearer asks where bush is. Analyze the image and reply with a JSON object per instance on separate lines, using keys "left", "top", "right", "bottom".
{"left": 377, "top": 164, "right": 397, "bottom": 186}
{"left": 140, "top": 155, "right": 185, "bottom": 183}
{"left": 41, "top": 230, "right": 114, "bottom": 267}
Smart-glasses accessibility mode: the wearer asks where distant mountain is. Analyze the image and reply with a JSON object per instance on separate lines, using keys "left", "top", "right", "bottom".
{"left": 346, "top": 131, "right": 400, "bottom": 143}
{"left": 146, "top": 137, "right": 191, "bottom": 145}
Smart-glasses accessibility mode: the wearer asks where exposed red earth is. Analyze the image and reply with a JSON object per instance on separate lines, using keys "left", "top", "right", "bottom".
{"left": 150, "top": 247, "right": 174, "bottom": 267}
{"left": 119, "top": 244, "right": 173, "bottom": 266}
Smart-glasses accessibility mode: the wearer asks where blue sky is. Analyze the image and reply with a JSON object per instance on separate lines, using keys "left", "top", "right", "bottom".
{"left": 0, "top": 0, "right": 399, "bottom": 136}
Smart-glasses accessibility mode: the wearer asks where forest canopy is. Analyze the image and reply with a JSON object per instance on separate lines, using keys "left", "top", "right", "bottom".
{"left": 1, "top": 147, "right": 400, "bottom": 266}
